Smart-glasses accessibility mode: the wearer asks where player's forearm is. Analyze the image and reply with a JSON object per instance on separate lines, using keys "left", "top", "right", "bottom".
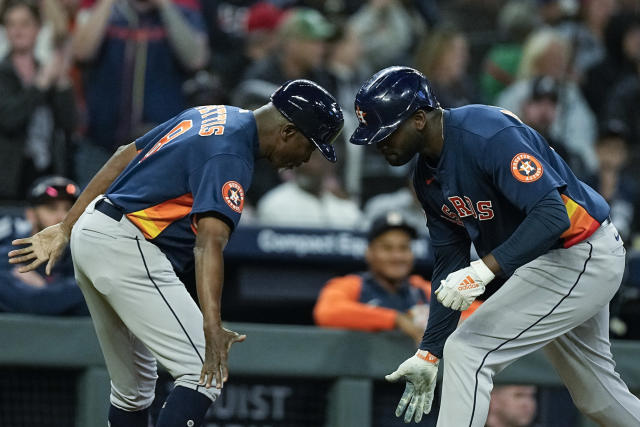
{"left": 157, "top": 1, "right": 209, "bottom": 70}
{"left": 419, "top": 243, "right": 469, "bottom": 356}
{"left": 60, "top": 142, "right": 137, "bottom": 235}
{"left": 71, "top": 0, "right": 116, "bottom": 62}
{"left": 491, "top": 189, "right": 570, "bottom": 275}
{"left": 314, "top": 299, "right": 398, "bottom": 331}
{"left": 194, "top": 219, "right": 230, "bottom": 330}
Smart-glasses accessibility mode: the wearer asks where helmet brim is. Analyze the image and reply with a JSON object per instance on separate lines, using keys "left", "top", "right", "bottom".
{"left": 309, "top": 138, "right": 337, "bottom": 163}
{"left": 349, "top": 123, "right": 398, "bottom": 146}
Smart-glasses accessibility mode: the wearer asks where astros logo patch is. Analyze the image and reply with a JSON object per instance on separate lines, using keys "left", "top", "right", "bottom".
{"left": 511, "top": 153, "right": 543, "bottom": 182}
{"left": 222, "top": 181, "right": 244, "bottom": 213}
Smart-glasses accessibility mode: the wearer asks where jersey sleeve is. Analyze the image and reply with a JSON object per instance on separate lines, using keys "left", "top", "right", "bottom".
{"left": 313, "top": 275, "right": 399, "bottom": 331}
{"left": 480, "top": 125, "right": 567, "bottom": 213}
{"left": 173, "top": 0, "right": 207, "bottom": 32}
{"left": 188, "top": 154, "right": 252, "bottom": 230}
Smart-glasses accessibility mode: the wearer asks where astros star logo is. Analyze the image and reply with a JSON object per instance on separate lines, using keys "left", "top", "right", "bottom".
{"left": 355, "top": 106, "right": 367, "bottom": 125}
{"left": 222, "top": 181, "right": 245, "bottom": 213}
{"left": 519, "top": 160, "right": 535, "bottom": 175}
{"left": 510, "top": 153, "right": 543, "bottom": 182}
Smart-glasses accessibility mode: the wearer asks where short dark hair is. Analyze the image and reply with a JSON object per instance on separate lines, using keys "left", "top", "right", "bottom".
{"left": 1, "top": 0, "right": 41, "bottom": 25}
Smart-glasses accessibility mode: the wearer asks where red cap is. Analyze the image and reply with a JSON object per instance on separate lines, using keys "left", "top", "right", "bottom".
{"left": 246, "top": 2, "right": 285, "bottom": 33}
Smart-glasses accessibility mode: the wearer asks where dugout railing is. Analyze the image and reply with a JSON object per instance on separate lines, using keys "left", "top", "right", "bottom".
{"left": 1, "top": 314, "right": 639, "bottom": 427}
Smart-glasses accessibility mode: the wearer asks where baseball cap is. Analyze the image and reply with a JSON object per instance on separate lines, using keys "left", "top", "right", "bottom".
{"left": 246, "top": 2, "right": 285, "bottom": 33}
{"left": 530, "top": 76, "right": 559, "bottom": 102}
{"left": 27, "top": 176, "right": 80, "bottom": 206}
{"left": 368, "top": 211, "right": 417, "bottom": 242}
{"left": 277, "top": 8, "right": 334, "bottom": 41}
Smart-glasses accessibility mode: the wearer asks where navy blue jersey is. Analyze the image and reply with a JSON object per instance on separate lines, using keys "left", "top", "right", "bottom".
{"left": 414, "top": 105, "right": 609, "bottom": 257}
{"left": 107, "top": 105, "right": 259, "bottom": 272}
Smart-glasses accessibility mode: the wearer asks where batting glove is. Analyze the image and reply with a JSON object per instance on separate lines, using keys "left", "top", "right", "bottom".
{"left": 435, "top": 260, "right": 495, "bottom": 311}
{"left": 385, "top": 350, "right": 439, "bottom": 424}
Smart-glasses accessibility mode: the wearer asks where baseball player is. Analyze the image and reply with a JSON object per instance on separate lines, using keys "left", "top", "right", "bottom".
{"left": 8, "top": 80, "right": 343, "bottom": 427}
{"left": 349, "top": 66, "right": 640, "bottom": 426}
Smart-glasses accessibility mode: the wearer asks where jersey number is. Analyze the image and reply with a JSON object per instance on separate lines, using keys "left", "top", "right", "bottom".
{"left": 141, "top": 120, "right": 193, "bottom": 162}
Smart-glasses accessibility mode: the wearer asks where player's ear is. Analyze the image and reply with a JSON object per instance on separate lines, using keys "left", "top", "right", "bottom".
{"left": 280, "top": 123, "right": 298, "bottom": 142}
{"left": 413, "top": 110, "right": 428, "bottom": 131}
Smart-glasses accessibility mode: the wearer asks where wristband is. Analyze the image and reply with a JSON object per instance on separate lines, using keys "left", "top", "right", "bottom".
{"left": 470, "top": 259, "right": 495, "bottom": 283}
{"left": 416, "top": 350, "right": 439, "bottom": 364}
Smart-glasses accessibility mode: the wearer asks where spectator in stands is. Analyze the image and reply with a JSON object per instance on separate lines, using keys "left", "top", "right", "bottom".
{"left": 520, "top": 76, "right": 586, "bottom": 178}
{"left": 486, "top": 385, "right": 537, "bottom": 427}
{"left": 347, "top": 0, "right": 413, "bottom": 71}
{"left": 257, "top": 151, "right": 362, "bottom": 229}
{"left": 314, "top": 212, "right": 479, "bottom": 344}
{"left": 203, "top": 1, "right": 285, "bottom": 94}
{"left": 0, "top": 0, "right": 71, "bottom": 63}
{"left": 0, "top": 176, "right": 88, "bottom": 315}
{"left": 234, "top": 7, "right": 334, "bottom": 108}
{"left": 0, "top": 0, "right": 76, "bottom": 200}
{"left": 556, "top": 0, "right": 617, "bottom": 80}
{"left": 414, "top": 27, "right": 481, "bottom": 108}
{"left": 602, "top": 51, "right": 640, "bottom": 178}
{"left": 582, "top": 13, "right": 640, "bottom": 117}
{"left": 71, "top": 0, "right": 209, "bottom": 183}
{"left": 326, "top": 25, "right": 370, "bottom": 200}
{"left": 585, "top": 120, "right": 637, "bottom": 242}
{"left": 480, "top": 0, "right": 539, "bottom": 104}
{"left": 497, "top": 28, "right": 598, "bottom": 174}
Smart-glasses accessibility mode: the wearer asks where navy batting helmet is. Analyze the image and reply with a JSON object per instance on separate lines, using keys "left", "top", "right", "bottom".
{"left": 271, "top": 79, "right": 344, "bottom": 163}
{"left": 350, "top": 66, "right": 439, "bottom": 145}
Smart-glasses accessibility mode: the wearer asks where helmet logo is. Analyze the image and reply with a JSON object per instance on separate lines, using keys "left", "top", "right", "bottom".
{"left": 355, "top": 106, "right": 367, "bottom": 125}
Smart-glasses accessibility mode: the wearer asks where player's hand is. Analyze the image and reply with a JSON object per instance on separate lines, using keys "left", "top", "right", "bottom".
{"left": 385, "top": 350, "right": 440, "bottom": 423}
{"left": 200, "top": 326, "right": 246, "bottom": 389}
{"left": 8, "top": 223, "right": 71, "bottom": 275}
{"left": 435, "top": 260, "right": 495, "bottom": 311}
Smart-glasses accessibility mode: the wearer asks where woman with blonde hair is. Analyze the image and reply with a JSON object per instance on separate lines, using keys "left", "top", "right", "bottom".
{"left": 497, "top": 28, "right": 598, "bottom": 175}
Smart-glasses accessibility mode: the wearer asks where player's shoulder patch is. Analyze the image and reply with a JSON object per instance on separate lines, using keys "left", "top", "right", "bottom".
{"left": 510, "top": 153, "right": 543, "bottom": 182}
{"left": 222, "top": 181, "right": 245, "bottom": 213}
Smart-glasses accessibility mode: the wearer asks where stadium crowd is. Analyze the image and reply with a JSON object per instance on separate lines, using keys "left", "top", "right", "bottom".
{"left": 2, "top": 0, "right": 640, "bottom": 335}
{"left": 3, "top": 1, "right": 640, "bottom": 425}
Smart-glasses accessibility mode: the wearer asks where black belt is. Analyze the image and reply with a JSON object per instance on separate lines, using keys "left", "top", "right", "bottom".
{"left": 95, "top": 198, "right": 124, "bottom": 222}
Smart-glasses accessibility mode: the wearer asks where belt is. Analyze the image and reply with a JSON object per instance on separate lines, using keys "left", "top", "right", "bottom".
{"left": 95, "top": 198, "right": 124, "bottom": 222}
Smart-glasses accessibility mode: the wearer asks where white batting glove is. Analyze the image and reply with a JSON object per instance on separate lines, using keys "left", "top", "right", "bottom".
{"left": 435, "top": 260, "right": 495, "bottom": 311}
{"left": 385, "top": 350, "right": 439, "bottom": 424}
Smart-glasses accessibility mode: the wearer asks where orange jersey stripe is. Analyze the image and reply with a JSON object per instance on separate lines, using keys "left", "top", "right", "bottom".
{"left": 560, "top": 194, "right": 601, "bottom": 248}
{"left": 126, "top": 193, "right": 194, "bottom": 239}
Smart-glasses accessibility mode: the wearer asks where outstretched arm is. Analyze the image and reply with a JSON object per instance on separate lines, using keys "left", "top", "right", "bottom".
{"left": 8, "top": 142, "right": 138, "bottom": 273}
{"left": 194, "top": 214, "right": 245, "bottom": 389}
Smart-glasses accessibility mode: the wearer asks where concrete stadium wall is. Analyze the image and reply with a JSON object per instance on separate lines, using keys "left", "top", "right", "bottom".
{"left": 1, "top": 314, "right": 639, "bottom": 427}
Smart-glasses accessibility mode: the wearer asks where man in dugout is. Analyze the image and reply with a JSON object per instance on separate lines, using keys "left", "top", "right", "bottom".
{"left": 313, "top": 211, "right": 479, "bottom": 343}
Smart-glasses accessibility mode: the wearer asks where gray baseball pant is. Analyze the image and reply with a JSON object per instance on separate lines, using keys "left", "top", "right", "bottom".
{"left": 437, "top": 220, "right": 640, "bottom": 427}
{"left": 70, "top": 196, "right": 220, "bottom": 411}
